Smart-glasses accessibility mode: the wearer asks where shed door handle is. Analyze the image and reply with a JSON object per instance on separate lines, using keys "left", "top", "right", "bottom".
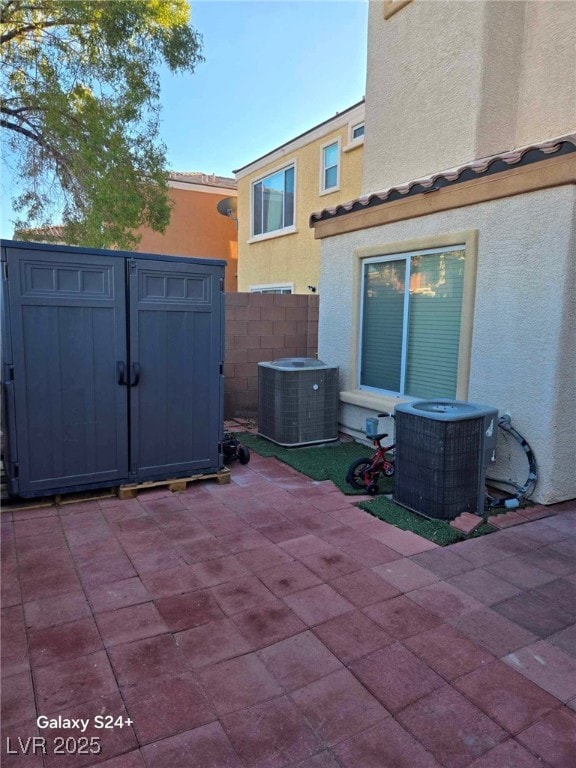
{"left": 117, "top": 361, "right": 128, "bottom": 386}
{"left": 130, "top": 362, "right": 140, "bottom": 387}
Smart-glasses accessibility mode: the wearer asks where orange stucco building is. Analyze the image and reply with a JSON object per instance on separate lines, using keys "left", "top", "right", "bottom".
{"left": 136, "top": 172, "right": 238, "bottom": 291}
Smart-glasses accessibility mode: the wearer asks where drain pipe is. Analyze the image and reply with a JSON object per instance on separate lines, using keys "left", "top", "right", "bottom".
{"left": 486, "top": 415, "right": 538, "bottom": 509}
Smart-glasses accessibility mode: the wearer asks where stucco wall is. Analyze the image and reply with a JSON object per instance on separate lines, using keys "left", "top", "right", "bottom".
{"left": 363, "top": 0, "right": 576, "bottom": 193}
{"left": 135, "top": 187, "right": 238, "bottom": 292}
{"left": 318, "top": 185, "right": 576, "bottom": 504}
{"left": 237, "top": 116, "right": 364, "bottom": 294}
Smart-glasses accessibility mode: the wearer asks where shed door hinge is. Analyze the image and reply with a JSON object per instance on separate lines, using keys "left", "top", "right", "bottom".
{"left": 2, "top": 262, "right": 7, "bottom": 280}
{"left": 220, "top": 277, "right": 224, "bottom": 292}
{"left": 8, "top": 365, "right": 14, "bottom": 381}
{"left": 13, "top": 463, "right": 19, "bottom": 478}
{"left": 220, "top": 362, "right": 224, "bottom": 376}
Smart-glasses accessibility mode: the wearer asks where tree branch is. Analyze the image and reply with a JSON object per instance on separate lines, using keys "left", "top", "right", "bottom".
{"left": 1, "top": 105, "right": 40, "bottom": 116}
{"left": 0, "top": 117, "right": 43, "bottom": 144}
{"left": 1, "top": 19, "right": 68, "bottom": 45}
{"left": 0, "top": 116, "right": 76, "bottom": 185}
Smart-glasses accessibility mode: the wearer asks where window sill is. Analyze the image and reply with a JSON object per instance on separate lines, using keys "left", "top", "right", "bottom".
{"left": 248, "top": 226, "right": 297, "bottom": 244}
{"left": 319, "top": 185, "right": 341, "bottom": 197}
{"left": 343, "top": 138, "right": 364, "bottom": 153}
{"left": 340, "top": 389, "right": 409, "bottom": 413}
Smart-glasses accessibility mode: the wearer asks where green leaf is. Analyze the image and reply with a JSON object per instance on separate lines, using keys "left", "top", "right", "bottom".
{"left": 1, "top": 0, "right": 204, "bottom": 248}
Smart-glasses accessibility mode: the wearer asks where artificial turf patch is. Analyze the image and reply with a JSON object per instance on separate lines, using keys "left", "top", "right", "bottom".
{"left": 236, "top": 432, "right": 497, "bottom": 546}
{"left": 237, "top": 432, "right": 393, "bottom": 494}
{"left": 357, "top": 496, "right": 494, "bottom": 547}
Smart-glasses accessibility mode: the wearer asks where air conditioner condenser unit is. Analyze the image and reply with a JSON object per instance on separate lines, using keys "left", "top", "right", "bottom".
{"left": 258, "top": 358, "right": 339, "bottom": 447}
{"left": 393, "top": 399, "right": 498, "bottom": 520}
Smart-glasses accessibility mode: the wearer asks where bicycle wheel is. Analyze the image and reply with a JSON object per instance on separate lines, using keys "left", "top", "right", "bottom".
{"left": 346, "top": 457, "right": 374, "bottom": 489}
{"left": 367, "top": 481, "right": 380, "bottom": 496}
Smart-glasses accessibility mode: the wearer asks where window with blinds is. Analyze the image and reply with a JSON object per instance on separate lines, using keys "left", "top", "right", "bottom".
{"left": 360, "top": 246, "right": 465, "bottom": 399}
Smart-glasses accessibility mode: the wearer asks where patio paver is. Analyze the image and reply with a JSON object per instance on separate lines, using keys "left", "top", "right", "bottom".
{"left": 453, "top": 659, "right": 560, "bottom": 734}
{"left": 142, "top": 722, "right": 243, "bottom": 768}
{"left": 403, "top": 623, "right": 495, "bottom": 681}
{"left": 467, "top": 739, "right": 554, "bottom": 768}
{"left": 365, "top": 594, "right": 443, "bottom": 639}
{"left": 1, "top": 455, "right": 574, "bottom": 768}
{"left": 121, "top": 672, "right": 215, "bottom": 744}
{"left": 28, "top": 616, "right": 103, "bottom": 667}
{"left": 290, "top": 668, "right": 389, "bottom": 746}
{"left": 282, "top": 583, "right": 355, "bottom": 626}
{"left": 196, "top": 653, "right": 283, "bottom": 716}
{"left": 220, "top": 695, "right": 322, "bottom": 767}
{"left": 350, "top": 642, "right": 446, "bottom": 713}
{"left": 42, "top": 693, "right": 137, "bottom": 768}
{"left": 257, "top": 630, "right": 343, "bottom": 691}
{"left": 503, "top": 640, "right": 576, "bottom": 702}
{"left": 332, "top": 718, "right": 443, "bottom": 768}
{"left": 107, "top": 633, "right": 188, "bottom": 687}
{"left": 175, "top": 618, "right": 252, "bottom": 668}
{"left": 312, "top": 609, "right": 393, "bottom": 665}
{"left": 516, "top": 707, "right": 576, "bottom": 768}
{"left": 397, "top": 685, "right": 507, "bottom": 768}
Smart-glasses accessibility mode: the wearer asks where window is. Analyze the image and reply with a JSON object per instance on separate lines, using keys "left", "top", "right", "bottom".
{"left": 252, "top": 165, "right": 295, "bottom": 237}
{"left": 344, "top": 121, "right": 365, "bottom": 152}
{"left": 250, "top": 284, "right": 293, "bottom": 294}
{"left": 360, "top": 246, "right": 465, "bottom": 399}
{"left": 321, "top": 141, "right": 340, "bottom": 192}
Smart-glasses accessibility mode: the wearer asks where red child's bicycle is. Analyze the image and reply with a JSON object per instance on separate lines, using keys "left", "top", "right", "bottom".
{"left": 346, "top": 412, "right": 395, "bottom": 496}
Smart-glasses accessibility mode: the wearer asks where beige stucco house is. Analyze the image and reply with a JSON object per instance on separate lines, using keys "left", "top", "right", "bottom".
{"left": 311, "top": 0, "right": 576, "bottom": 505}
{"left": 234, "top": 101, "right": 365, "bottom": 294}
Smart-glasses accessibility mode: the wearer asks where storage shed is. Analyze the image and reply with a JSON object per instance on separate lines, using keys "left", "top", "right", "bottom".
{"left": 1, "top": 240, "right": 225, "bottom": 498}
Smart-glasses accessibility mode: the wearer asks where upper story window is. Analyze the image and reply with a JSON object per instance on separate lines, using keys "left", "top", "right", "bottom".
{"left": 320, "top": 140, "right": 340, "bottom": 193}
{"left": 360, "top": 246, "right": 466, "bottom": 399}
{"left": 252, "top": 165, "right": 295, "bottom": 237}
{"left": 344, "top": 120, "right": 365, "bottom": 152}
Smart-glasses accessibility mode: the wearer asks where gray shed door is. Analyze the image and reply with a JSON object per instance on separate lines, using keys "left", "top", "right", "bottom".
{"left": 128, "top": 259, "right": 223, "bottom": 480}
{"left": 7, "top": 248, "right": 129, "bottom": 493}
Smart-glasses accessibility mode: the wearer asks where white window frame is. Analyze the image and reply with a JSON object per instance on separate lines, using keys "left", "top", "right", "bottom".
{"left": 350, "top": 122, "right": 365, "bottom": 142}
{"left": 358, "top": 244, "right": 466, "bottom": 398}
{"left": 250, "top": 161, "right": 297, "bottom": 242}
{"left": 249, "top": 283, "right": 294, "bottom": 294}
{"left": 319, "top": 138, "right": 341, "bottom": 195}
{"left": 344, "top": 121, "right": 365, "bottom": 152}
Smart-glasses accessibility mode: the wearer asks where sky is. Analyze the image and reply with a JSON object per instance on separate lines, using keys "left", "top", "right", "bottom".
{"left": 0, "top": 0, "right": 368, "bottom": 238}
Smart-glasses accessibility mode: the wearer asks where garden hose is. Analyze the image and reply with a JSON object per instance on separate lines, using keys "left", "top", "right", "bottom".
{"left": 485, "top": 415, "right": 538, "bottom": 509}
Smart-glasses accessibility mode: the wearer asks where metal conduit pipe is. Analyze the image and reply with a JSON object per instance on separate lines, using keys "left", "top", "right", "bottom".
{"left": 486, "top": 415, "right": 538, "bottom": 509}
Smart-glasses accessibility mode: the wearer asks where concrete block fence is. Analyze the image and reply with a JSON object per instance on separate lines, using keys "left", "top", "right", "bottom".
{"left": 224, "top": 292, "right": 319, "bottom": 418}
